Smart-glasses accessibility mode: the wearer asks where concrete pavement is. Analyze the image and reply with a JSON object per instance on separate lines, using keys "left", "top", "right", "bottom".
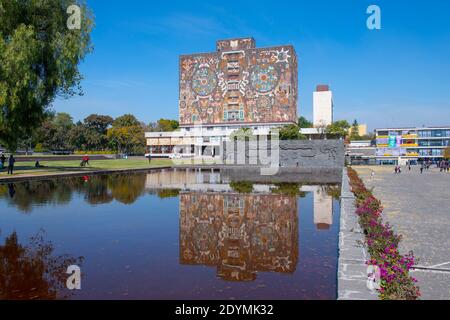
{"left": 355, "top": 166, "right": 450, "bottom": 300}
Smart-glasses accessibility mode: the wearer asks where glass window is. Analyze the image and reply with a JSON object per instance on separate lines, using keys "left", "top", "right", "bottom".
{"left": 432, "top": 130, "right": 443, "bottom": 137}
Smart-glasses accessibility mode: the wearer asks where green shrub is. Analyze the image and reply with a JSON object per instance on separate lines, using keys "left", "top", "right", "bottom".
{"left": 34, "top": 143, "right": 45, "bottom": 153}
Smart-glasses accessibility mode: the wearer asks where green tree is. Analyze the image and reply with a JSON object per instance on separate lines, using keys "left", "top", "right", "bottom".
{"left": 157, "top": 119, "right": 179, "bottom": 132}
{"left": 0, "top": 0, "right": 94, "bottom": 151}
{"left": 230, "top": 128, "right": 254, "bottom": 140}
{"left": 326, "top": 120, "right": 351, "bottom": 138}
{"left": 66, "top": 115, "right": 113, "bottom": 152}
{"left": 298, "top": 116, "right": 313, "bottom": 128}
{"left": 35, "top": 113, "right": 74, "bottom": 151}
{"left": 68, "top": 121, "right": 88, "bottom": 151}
{"left": 84, "top": 114, "right": 113, "bottom": 135}
{"left": 279, "top": 124, "right": 306, "bottom": 140}
{"left": 53, "top": 113, "right": 74, "bottom": 131}
{"left": 350, "top": 119, "right": 361, "bottom": 140}
{"left": 51, "top": 113, "right": 74, "bottom": 150}
{"left": 113, "top": 114, "right": 141, "bottom": 127}
{"left": 80, "top": 114, "right": 112, "bottom": 150}
{"left": 107, "top": 115, "right": 146, "bottom": 154}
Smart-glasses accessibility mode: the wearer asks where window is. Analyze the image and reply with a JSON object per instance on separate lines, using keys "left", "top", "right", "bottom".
{"left": 419, "top": 130, "right": 431, "bottom": 138}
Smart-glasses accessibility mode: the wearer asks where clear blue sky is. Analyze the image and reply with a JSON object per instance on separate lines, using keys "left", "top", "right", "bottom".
{"left": 53, "top": 0, "right": 450, "bottom": 130}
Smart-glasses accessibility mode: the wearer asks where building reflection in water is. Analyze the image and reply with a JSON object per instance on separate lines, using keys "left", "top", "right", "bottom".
{"left": 302, "top": 186, "right": 334, "bottom": 230}
{"left": 144, "top": 169, "right": 336, "bottom": 281}
{"left": 179, "top": 192, "right": 298, "bottom": 281}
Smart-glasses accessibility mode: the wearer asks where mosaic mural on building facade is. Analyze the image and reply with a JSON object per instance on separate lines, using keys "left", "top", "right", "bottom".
{"left": 179, "top": 192, "right": 298, "bottom": 281}
{"left": 179, "top": 38, "right": 298, "bottom": 126}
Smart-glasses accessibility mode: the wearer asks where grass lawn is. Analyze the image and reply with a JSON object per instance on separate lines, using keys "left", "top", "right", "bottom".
{"left": 0, "top": 159, "right": 173, "bottom": 178}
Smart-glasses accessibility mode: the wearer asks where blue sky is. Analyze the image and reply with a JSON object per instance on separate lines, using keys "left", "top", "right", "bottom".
{"left": 53, "top": 0, "right": 450, "bottom": 130}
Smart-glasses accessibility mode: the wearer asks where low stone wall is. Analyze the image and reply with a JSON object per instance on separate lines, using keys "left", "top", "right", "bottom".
{"left": 222, "top": 139, "right": 345, "bottom": 169}
{"left": 338, "top": 168, "right": 378, "bottom": 300}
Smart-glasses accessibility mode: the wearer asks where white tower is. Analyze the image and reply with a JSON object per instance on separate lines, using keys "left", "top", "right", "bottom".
{"left": 313, "top": 85, "right": 333, "bottom": 128}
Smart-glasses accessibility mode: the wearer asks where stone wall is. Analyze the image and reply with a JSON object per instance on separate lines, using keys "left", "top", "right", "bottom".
{"left": 222, "top": 139, "right": 345, "bottom": 169}
{"left": 279, "top": 140, "right": 345, "bottom": 168}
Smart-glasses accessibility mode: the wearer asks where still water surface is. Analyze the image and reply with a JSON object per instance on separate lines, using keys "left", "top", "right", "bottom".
{"left": 0, "top": 170, "right": 340, "bottom": 300}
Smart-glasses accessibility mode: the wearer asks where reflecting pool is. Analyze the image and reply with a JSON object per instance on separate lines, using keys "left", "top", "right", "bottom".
{"left": 0, "top": 169, "right": 340, "bottom": 300}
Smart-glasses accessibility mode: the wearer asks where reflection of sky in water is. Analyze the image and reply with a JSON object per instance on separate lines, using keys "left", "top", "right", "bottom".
{"left": 0, "top": 171, "right": 340, "bottom": 300}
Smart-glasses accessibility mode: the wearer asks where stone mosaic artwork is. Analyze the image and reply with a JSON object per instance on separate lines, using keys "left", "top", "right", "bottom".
{"left": 179, "top": 38, "right": 298, "bottom": 126}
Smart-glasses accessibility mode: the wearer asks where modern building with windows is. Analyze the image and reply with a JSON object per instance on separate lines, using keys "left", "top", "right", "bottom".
{"left": 146, "top": 37, "right": 298, "bottom": 157}
{"left": 375, "top": 126, "right": 450, "bottom": 164}
{"left": 346, "top": 140, "right": 376, "bottom": 165}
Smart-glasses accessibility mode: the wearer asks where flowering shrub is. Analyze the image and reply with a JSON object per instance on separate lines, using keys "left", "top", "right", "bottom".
{"left": 347, "top": 168, "right": 420, "bottom": 300}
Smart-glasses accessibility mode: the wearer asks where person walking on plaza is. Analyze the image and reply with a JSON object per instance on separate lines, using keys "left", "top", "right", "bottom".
{"left": 371, "top": 170, "right": 375, "bottom": 179}
{"left": 7, "top": 154, "right": 15, "bottom": 175}
{"left": 420, "top": 165, "right": 424, "bottom": 174}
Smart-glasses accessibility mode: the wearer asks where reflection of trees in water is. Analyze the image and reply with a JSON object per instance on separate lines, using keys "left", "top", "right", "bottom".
{"left": 321, "top": 185, "right": 341, "bottom": 201}
{"left": 0, "top": 230, "right": 83, "bottom": 300}
{"left": 0, "top": 180, "right": 73, "bottom": 213}
{"left": 156, "top": 189, "right": 180, "bottom": 199}
{"left": 271, "top": 183, "right": 306, "bottom": 197}
{"left": 107, "top": 173, "right": 146, "bottom": 205}
{"left": 83, "top": 175, "right": 114, "bottom": 205}
{"left": 0, "top": 173, "right": 148, "bottom": 212}
{"left": 230, "top": 181, "right": 254, "bottom": 194}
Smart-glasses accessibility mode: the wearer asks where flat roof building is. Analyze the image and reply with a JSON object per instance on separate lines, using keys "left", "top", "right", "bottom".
{"left": 374, "top": 126, "right": 450, "bottom": 164}
{"left": 146, "top": 37, "right": 298, "bottom": 158}
{"left": 313, "top": 85, "right": 333, "bottom": 128}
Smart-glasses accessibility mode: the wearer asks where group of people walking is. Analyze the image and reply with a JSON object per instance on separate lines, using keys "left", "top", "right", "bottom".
{"left": 0, "top": 154, "right": 16, "bottom": 175}
{"left": 394, "top": 160, "right": 450, "bottom": 174}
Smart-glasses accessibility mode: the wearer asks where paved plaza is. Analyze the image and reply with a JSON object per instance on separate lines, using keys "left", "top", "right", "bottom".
{"left": 355, "top": 166, "right": 450, "bottom": 300}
